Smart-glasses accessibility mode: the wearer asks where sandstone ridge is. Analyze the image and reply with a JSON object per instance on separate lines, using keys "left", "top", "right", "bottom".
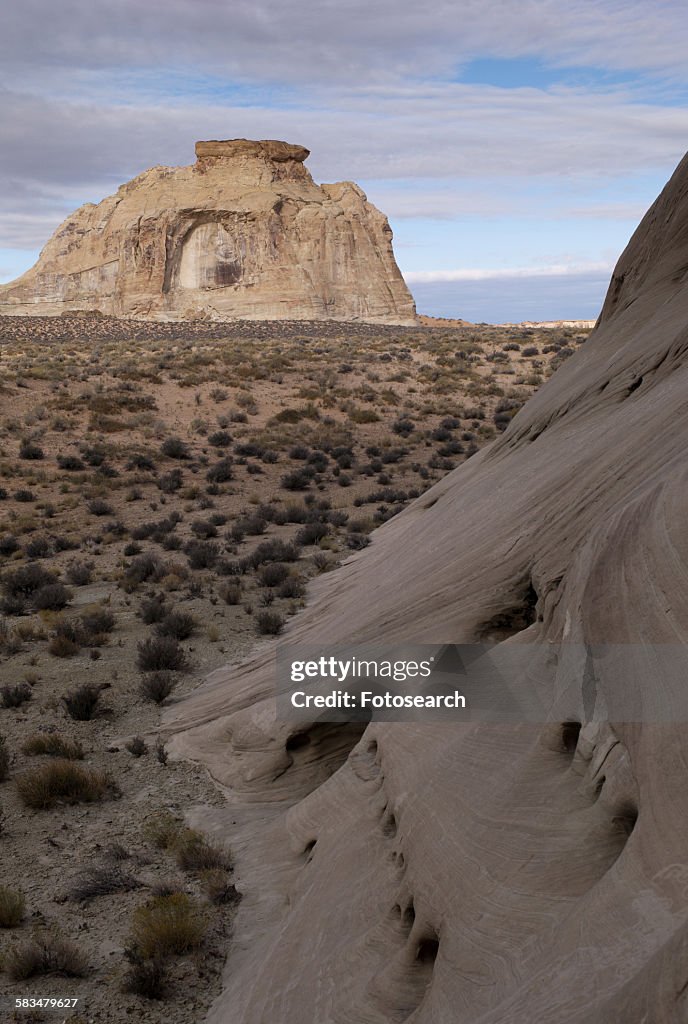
{"left": 0, "top": 139, "right": 416, "bottom": 324}
{"left": 166, "top": 151, "right": 688, "bottom": 1022}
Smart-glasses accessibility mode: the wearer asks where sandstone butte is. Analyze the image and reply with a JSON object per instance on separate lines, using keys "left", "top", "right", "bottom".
{"left": 163, "top": 149, "right": 688, "bottom": 1023}
{"left": 0, "top": 139, "right": 416, "bottom": 325}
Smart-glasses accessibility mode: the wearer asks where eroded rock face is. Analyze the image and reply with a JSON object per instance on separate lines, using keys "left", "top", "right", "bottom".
{"left": 0, "top": 139, "right": 416, "bottom": 324}
{"left": 166, "top": 152, "right": 688, "bottom": 1022}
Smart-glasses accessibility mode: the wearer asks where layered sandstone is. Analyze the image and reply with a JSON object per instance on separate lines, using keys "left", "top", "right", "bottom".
{"left": 165, "top": 151, "right": 688, "bottom": 1022}
{"left": 0, "top": 140, "right": 416, "bottom": 324}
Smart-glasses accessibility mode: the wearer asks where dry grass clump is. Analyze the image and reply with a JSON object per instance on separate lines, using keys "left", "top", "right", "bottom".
{"left": 139, "top": 670, "right": 177, "bottom": 704}
{"left": 66, "top": 862, "right": 141, "bottom": 902}
{"left": 16, "top": 759, "right": 114, "bottom": 809}
{"left": 174, "top": 828, "right": 232, "bottom": 874}
{"left": 1, "top": 682, "right": 33, "bottom": 708}
{"left": 122, "top": 952, "right": 168, "bottom": 1000}
{"left": 4, "top": 928, "right": 88, "bottom": 979}
{"left": 22, "top": 732, "right": 84, "bottom": 759}
{"left": 137, "top": 635, "right": 189, "bottom": 673}
{"left": 199, "top": 868, "right": 241, "bottom": 907}
{"left": 129, "top": 893, "right": 206, "bottom": 960}
{"left": 61, "top": 681, "right": 106, "bottom": 720}
{"left": 142, "top": 811, "right": 185, "bottom": 850}
{"left": 0, "top": 886, "right": 25, "bottom": 927}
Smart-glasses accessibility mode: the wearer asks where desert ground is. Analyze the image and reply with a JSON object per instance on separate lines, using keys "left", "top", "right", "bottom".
{"left": 0, "top": 313, "right": 588, "bottom": 1021}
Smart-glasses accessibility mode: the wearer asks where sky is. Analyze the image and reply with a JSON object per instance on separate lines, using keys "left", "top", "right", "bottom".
{"left": 1, "top": 1, "right": 688, "bottom": 323}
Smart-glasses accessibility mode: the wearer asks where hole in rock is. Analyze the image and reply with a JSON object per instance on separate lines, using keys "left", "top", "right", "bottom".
{"left": 561, "top": 720, "right": 581, "bottom": 754}
{"left": 416, "top": 937, "right": 439, "bottom": 964}
{"left": 478, "top": 580, "right": 538, "bottom": 641}
{"left": 286, "top": 731, "right": 311, "bottom": 751}
{"left": 612, "top": 802, "right": 638, "bottom": 837}
{"left": 303, "top": 839, "right": 316, "bottom": 858}
{"left": 402, "top": 903, "right": 416, "bottom": 931}
{"left": 382, "top": 813, "right": 398, "bottom": 838}
{"left": 368, "top": 740, "right": 378, "bottom": 756}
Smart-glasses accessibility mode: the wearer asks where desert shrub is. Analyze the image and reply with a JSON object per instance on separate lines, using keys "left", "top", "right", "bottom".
{"left": 503, "top": 342, "right": 521, "bottom": 352}
{"left": 0, "top": 534, "right": 19, "bottom": 556}
{"left": 81, "top": 445, "right": 106, "bottom": 467}
{"left": 199, "top": 869, "right": 240, "bottom": 906}
{"left": 277, "top": 577, "right": 305, "bottom": 599}
{"left": 392, "top": 417, "right": 415, "bottom": 436}
{"left": 80, "top": 607, "right": 116, "bottom": 641}
{"left": 49, "top": 619, "right": 85, "bottom": 658}
{"left": 440, "top": 415, "right": 461, "bottom": 429}
{"left": 33, "top": 582, "right": 72, "bottom": 611}
{"left": 57, "top": 454, "right": 85, "bottom": 471}
{"left": 522, "top": 346, "right": 539, "bottom": 357}
{"left": 62, "top": 682, "right": 105, "bottom": 720}
{"left": 191, "top": 518, "right": 218, "bottom": 540}
{"left": 65, "top": 560, "right": 94, "bottom": 586}
{"left": 122, "top": 953, "right": 168, "bottom": 999}
{"left": 25, "top": 535, "right": 51, "bottom": 559}
{"left": 255, "top": 610, "right": 285, "bottom": 635}
{"left": 16, "top": 760, "right": 113, "bottom": 808}
{"left": 127, "top": 452, "right": 156, "bottom": 471}
{"left": 22, "top": 733, "right": 84, "bottom": 759}
{"left": 155, "top": 738, "right": 168, "bottom": 764}
{"left": 0, "top": 734, "right": 9, "bottom": 780}
{"left": 281, "top": 467, "right": 315, "bottom": 491}
{"left": 348, "top": 407, "right": 380, "bottom": 424}
{"left": 137, "top": 636, "right": 189, "bottom": 673}
{"left": 139, "top": 671, "right": 177, "bottom": 704}
{"left": 3, "top": 563, "right": 57, "bottom": 601}
{"left": 206, "top": 457, "right": 233, "bottom": 483}
{"left": 185, "top": 540, "right": 219, "bottom": 570}
{"left": 139, "top": 594, "right": 170, "bottom": 624}
{"left": 295, "top": 522, "right": 329, "bottom": 546}
{"left": 247, "top": 539, "right": 301, "bottom": 568}
{"left": 380, "top": 447, "right": 407, "bottom": 464}
{"left": 1, "top": 682, "right": 32, "bottom": 708}
{"left": 0, "top": 886, "right": 25, "bottom": 927}
{"left": 157, "top": 468, "right": 183, "bottom": 493}
{"left": 161, "top": 437, "right": 190, "bottom": 459}
{"left": 4, "top": 928, "right": 88, "bottom": 979}
{"left": 208, "top": 430, "right": 232, "bottom": 448}
{"left": 258, "top": 563, "right": 290, "bottom": 588}
{"left": 129, "top": 893, "right": 206, "bottom": 960}
{"left": 143, "top": 811, "right": 184, "bottom": 849}
{"left": 14, "top": 489, "right": 36, "bottom": 502}
{"left": 155, "top": 611, "right": 196, "bottom": 640}
{"left": 67, "top": 862, "right": 140, "bottom": 901}
{"left": 123, "top": 552, "right": 163, "bottom": 589}
{"left": 88, "top": 497, "right": 114, "bottom": 517}
{"left": 19, "top": 439, "right": 44, "bottom": 460}
{"left": 126, "top": 736, "right": 148, "bottom": 758}
{"left": 219, "top": 582, "right": 242, "bottom": 605}
{"left": 174, "top": 831, "right": 231, "bottom": 873}
{"left": 493, "top": 396, "right": 524, "bottom": 432}
{"left": 347, "top": 533, "right": 371, "bottom": 550}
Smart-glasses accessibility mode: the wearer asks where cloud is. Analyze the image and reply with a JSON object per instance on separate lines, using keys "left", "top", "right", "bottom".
{"left": 404, "top": 261, "right": 615, "bottom": 283}
{"left": 3, "top": 1, "right": 688, "bottom": 87}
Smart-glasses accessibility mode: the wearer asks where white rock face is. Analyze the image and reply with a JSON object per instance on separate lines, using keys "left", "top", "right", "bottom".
{"left": 166, "top": 151, "right": 688, "bottom": 1022}
{"left": 0, "top": 139, "right": 416, "bottom": 325}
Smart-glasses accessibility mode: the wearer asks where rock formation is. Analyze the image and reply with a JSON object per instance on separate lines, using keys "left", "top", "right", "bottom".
{"left": 165, "top": 155, "right": 688, "bottom": 1023}
{"left": 0, "top": 140, "right": 416, "bottom": 325}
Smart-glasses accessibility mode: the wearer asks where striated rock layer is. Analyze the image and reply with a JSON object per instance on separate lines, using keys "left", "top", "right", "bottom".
{"left": 166, "top": 153, "right": 688, "bottom": 1023}
{"left": 0, "top": 140, "right": 416, "bottom": 325}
